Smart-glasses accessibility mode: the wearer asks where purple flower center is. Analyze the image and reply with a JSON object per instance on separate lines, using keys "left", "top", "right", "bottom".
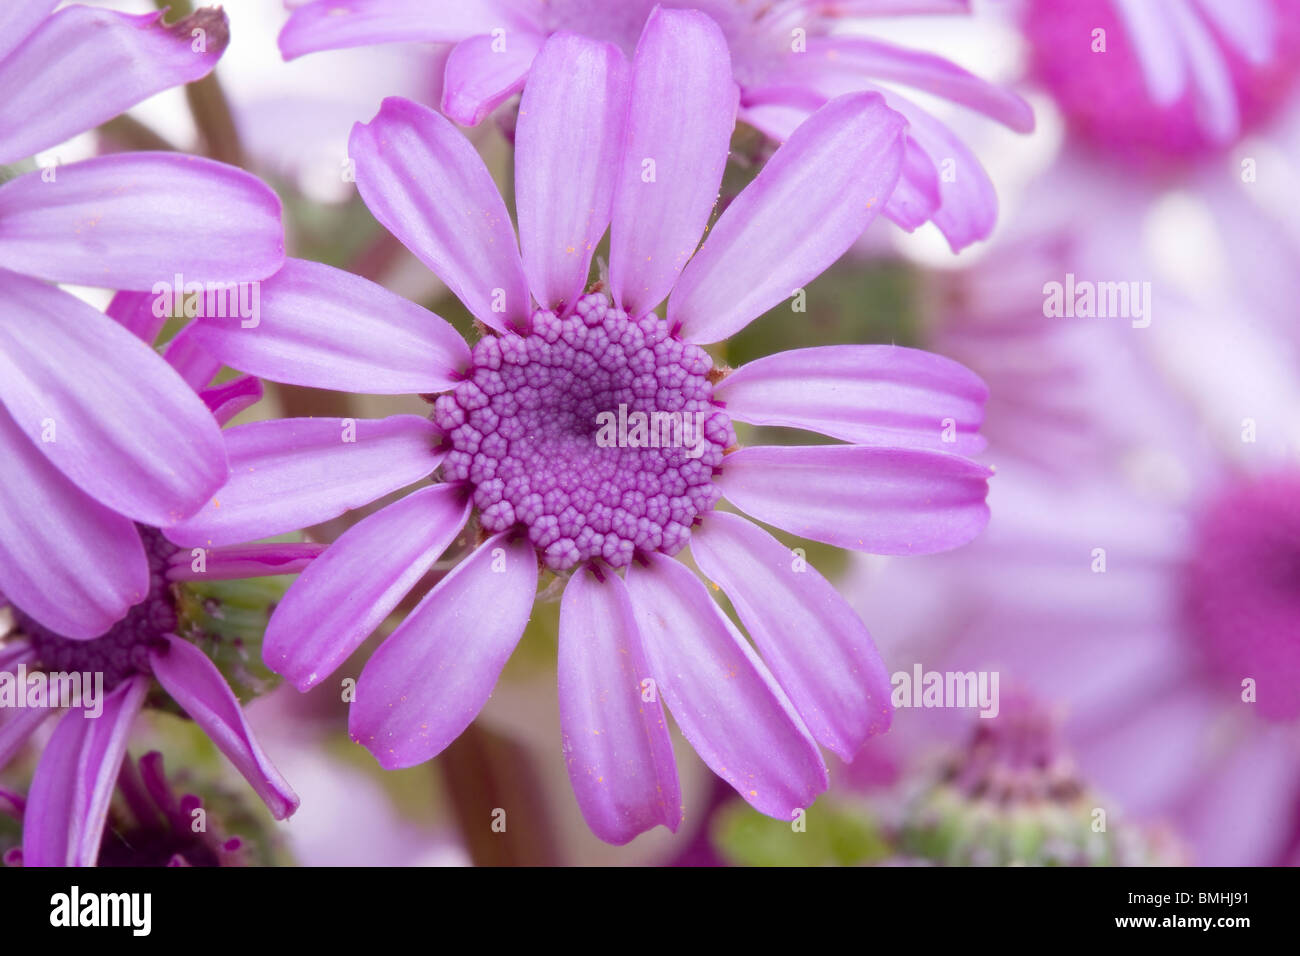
{"left": 1182, "top": 471, "right": 1300, "bottom": 722}
{"left": 433, "top": 293, "right": 734, "bottom": 571}
{"left": 15, "top": 528, "right": 178, "bottom": 692}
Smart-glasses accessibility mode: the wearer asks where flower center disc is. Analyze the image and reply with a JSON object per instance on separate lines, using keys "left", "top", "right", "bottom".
{"left": 434, "top": 293, "right": 733, "bottom": 570}
{"left": 15, "top": 528, "right": 177, "bottom": 691}
{"left": 1182, "top": 471, "right": 1300, "bottom": 722}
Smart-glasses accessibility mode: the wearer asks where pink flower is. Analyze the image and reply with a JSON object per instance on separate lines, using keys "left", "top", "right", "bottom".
{"left": 1021, "top": 0, "right": 1300, "bottom": 160}
{"left": 183, "top": 11, "right": 992, "bottom": 844}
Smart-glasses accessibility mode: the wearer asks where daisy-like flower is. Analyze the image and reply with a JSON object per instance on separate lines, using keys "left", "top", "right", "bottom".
{"left": 4, "top": 751, "right": 263, "bottom": 868}
{"left": 0, "top": 303, "right": 312, "bottom": 867}
{"left": 1020, "top": 0, "right": 1300, "bottom": 160}
{"left": 183, "top": 10, "right": 992, "bottom": 843}
{"left": 277, "top": 0, "right": 1033, "bottom": 250}
{"left": 0, "top": 3, "right": 285, "bottom": 638}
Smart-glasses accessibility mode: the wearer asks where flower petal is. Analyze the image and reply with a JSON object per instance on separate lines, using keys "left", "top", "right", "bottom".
{"left": 625, "top": 553, "right": 828, "bottom": 819}
{"left": 804, "top": 37, "right": 1035, "bottom": 132}
{"left": 189, "top": 258, "right": 469, "bottom": 395}
{"left": 0, "top": 6, "right": 228, "bottom": 165}
{"left": 875, "top": 89, "right": 998, "bottom": 252}
{"left": 0, "top": 273, "right": 227, "bottom": 526}
{"left": 350, "top": 532, "right": 538, "bottom": 769}
{"left": 0, "top": 404, "right": 148, "bottom": 640}
{"left": 716, "top": 344, "right": 988, "bottom": 455}
{"left": 150, "top": 635, "right": 298, "bottom": 819}
{"left": 279, "top": 0, "right": 536, "bottom": 59}
{"left": 516, "top": 33, "right": 628, "bottom": 310}
{"left": 167, "top": 542, "right": 326, "bottom": 581}
{"left": 690, "top": 512, "right": 892, "bottom": 759}
{"left": 718, "top": 444, "right": 991, "bottom": 554}
{"left": 0, "top": 153, "right": 284, "bottom": 289}
{"left": 199, "top": 375, "right": 263, "bottom": 427}
{"left": 264, "top": 484, "right": 472, "bottom": 691}
{"left": 350, "top": 97, "right": 530, "bottom": 332}
{"left": 442, "top": 31, "right": 543, "bottom": 126}
{"left": 0, "top": 0, "right": 57, "bottom": 65}
{"left": 68, "top": 677, "right": 150, "bottom": 867}
{"left": 22, "top": 676, "right": 148, "bottom": 867}
{"left": 884, "top": 139, "right": 942, "bottom": 232}
{"left": 558, "top": 566, "right": 680, "bottom": 844}
{"left": 166, "top": 415, "right": 443, "bottom": 548}
{"left": 163, "top": 323, "right": 223, "bottom": 391}
{"left": 106, "top": 289, "right": 166, "bottom": 345}
{"left": 607, "top": 8, "right": 737, "bottom": 317}
{"left": 18, "top": 710, "right": 83, "bottom": 867}
{"left": 669, "top": 92, "right": 906, "bottom": 343}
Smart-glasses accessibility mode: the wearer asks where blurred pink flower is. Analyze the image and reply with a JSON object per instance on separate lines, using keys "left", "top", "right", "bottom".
{"left": 1021, "top": 0, "right": 1300, "bottom": 160}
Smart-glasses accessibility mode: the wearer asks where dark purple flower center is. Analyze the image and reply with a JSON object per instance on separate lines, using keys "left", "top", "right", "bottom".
{"left": 434, "top": 293, "right": 734, "bottom": 571}
{"left": 1182, "top": 471, "right": 1300, "bottom": 722}
{"left": 14, "top": 528, "right": 178, "bottom": 692}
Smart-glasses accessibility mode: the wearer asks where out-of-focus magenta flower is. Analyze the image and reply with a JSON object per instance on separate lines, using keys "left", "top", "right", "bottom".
{"left": 277, "top": 0, "right": 1033, "bottom": 250}
{"left": 0, "top": 4, "right": 286, "bottom": 638}
{"left": 0, "top": 307, "right": 313, "bottom": 867}
{"left": 1021, "top": 0, "right": 1300, "bottom": 160}
{"left": 181, "top": 11, "right": 992, "bottom": 844}
{"left": 2, "top": 751, "right": 259, "bottom": 868}
{"left": 849, "top": 190, "right": 1300, "bottom": 863}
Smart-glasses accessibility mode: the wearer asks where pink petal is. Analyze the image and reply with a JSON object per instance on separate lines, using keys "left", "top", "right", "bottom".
{"left": 715, "top": 344, "right": 988, "bottom": 455}
{"left": 106, "top": 289, "right": 166, "bottom": 345}
{"left": 0, "top": 153, "right": 283, "bottom": 289}
{"left": 18, "top": 711, "right": 84, "bottom": 867}
{"left": 690, "top": 512, "right": 892, "bottom": 759}
{"left": 349, "top": 532, "right": 538, "bottom": 769}
{"left": 884, "top": 140, "right": 942, "bottom": 232}
{"left": 166, "top": 415, "right": 443, "bottom": 548}
{"left": 167, "top": 542, "right": 326, "bottom": 582}
{"left": 669, "top": 92, "right": 906, "bottom": 343}
{"left": 350, "top": 97, "right": 530, "bottom": 332}
{"left": 149, "top": 635, "right": 299, "bottom": 820}
{"left": 0, "top": 272, "right": 227, "bottom": 526}
{"left": 163, "top": 323, "right": 223, "bottom": 391}
{"left": 814, "top": 1, "right": 971, "bottom": 12}
{"left": 279, "top": 0, "right": 536, "bottom": 59}
{"left": 1111, "top": 0, "right": 1188, "bottom": 105}
{"left": 558, "top": 566, "right": 681, "bottom": 845}
{"left": 1182, "top": 730, "right": 1300, "bottom": 865}
{"left": 624, "top": 553, "right": 828, "bottom": 819}
{"left": 0, "top": 404, "right": 148, "bottom": 640}
{"left": 442, "top": 31, "right": 543, "bottom": 126}
{"left": 263, "top": 484, "right": 472, "bottom": 691}
{"left": 607, "top": 8, "right": 737, "bottom": 317}
{"left": 516, "top": 33, "right": 629, "bottom": 310}
{"left": 23, "top": 676, "right": 148, "bottom": 867}
{"left": 0, "top": 0, "right": 57, "bottom": 65}
{"left": 189, "top": 258, "right": 469, "bottom": 395}
{"left": 717, "top": 444, "right": 991, "bottom": 555}
{"left": 199, "top": 375, "right": 263, "bottom": 427}
{"left": 0, "top": 6, "right": 228, "bottom": 165}
{"left": 804, "top": 37, "right": 1034, "bottom": 132}
{"left": 884, "top": 93, "right": 999, "bottom": 251}
{"left": 1194, "top": 0, "right": 1275, "bottom": 64}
